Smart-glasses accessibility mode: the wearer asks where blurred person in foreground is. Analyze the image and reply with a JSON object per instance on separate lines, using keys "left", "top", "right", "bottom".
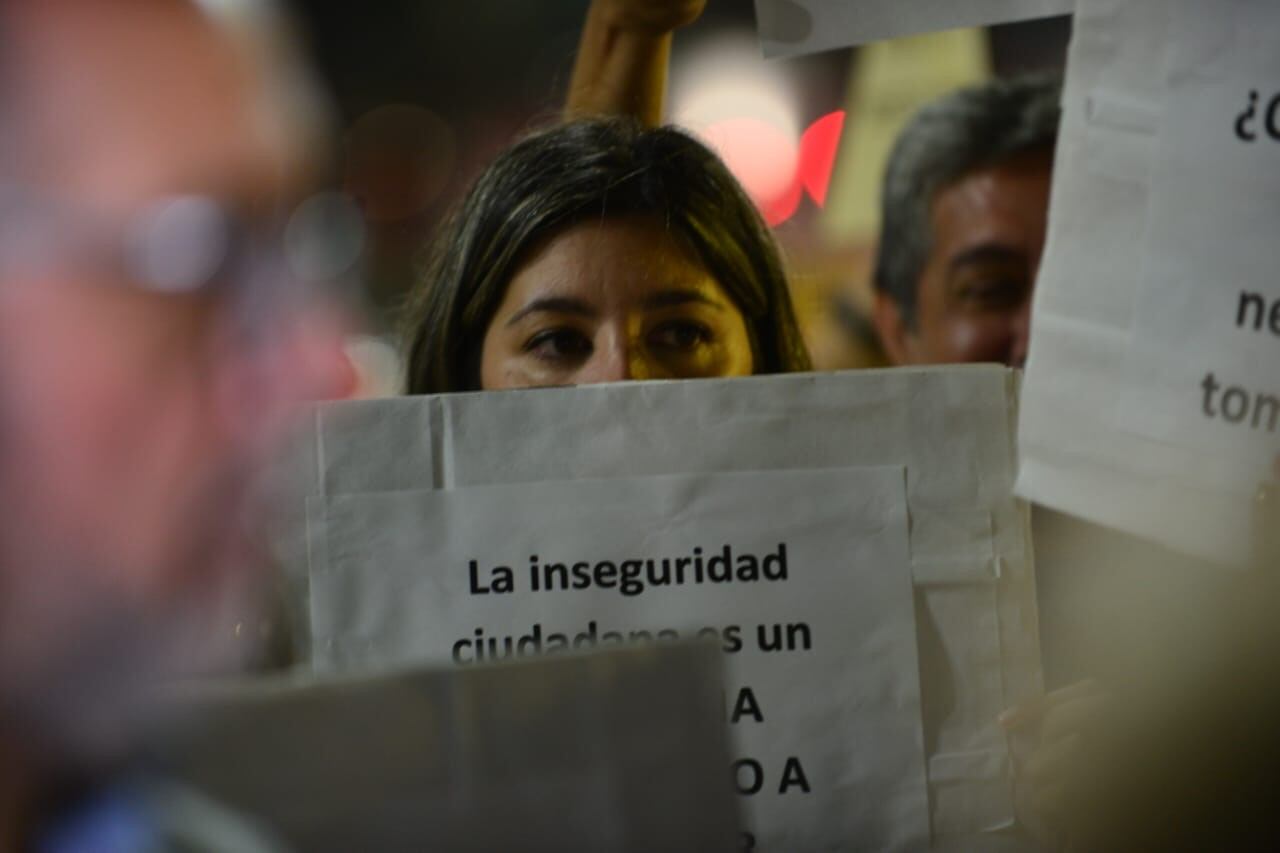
{"left": 1006, "top": 561, "right": 1280, "bottom": 853}
{"left": 0, "top": 0, "right": 353, "bottom": 848}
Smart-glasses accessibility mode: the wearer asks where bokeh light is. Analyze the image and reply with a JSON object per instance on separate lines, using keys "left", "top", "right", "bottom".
{"left": 344, "top": 104, "right": 457, "bottom": 224}
{"left": 284, "top": 191, "right": 366, "bottom": 283}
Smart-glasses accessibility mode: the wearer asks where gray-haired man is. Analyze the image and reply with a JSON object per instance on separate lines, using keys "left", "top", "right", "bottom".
{"left": 871, "top": 76, "right": 1060, "bottom": 367}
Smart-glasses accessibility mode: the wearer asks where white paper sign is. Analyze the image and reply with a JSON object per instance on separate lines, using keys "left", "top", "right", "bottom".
{"left": 1018, "top": 0, "right": 1280, "bottom": 565}
{"left": 753, "top": 0, "right": 1074, "bottom": 58}
{"left": 279, "top": 367, "right": 1039, "bottom": 843}
{"left": 309, "top": 467, "right": 927, "bottom": 852}
{"left": 1122, "top": 0, "right": 1280, "bottom": 457}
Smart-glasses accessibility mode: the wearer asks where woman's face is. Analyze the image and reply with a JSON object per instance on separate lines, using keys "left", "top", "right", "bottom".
{"left": 479, "top": 216, "right": 755, "bottom": 389}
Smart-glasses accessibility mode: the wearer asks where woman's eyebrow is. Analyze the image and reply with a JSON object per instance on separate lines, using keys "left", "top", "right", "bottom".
{"left": 642, "top": 289, "right": 724, "bottom": 311}
{"left": 505, "top": 296, "right": 598, "bottom": 327}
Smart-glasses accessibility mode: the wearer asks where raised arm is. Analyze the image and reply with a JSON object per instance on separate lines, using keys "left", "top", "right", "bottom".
{"left": 565, "top": 0, "right": 707, "bottom": 126}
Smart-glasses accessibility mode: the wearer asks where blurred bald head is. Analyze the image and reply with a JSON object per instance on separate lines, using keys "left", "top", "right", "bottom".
{"left": 0, "top": 0, "right": 323, "bottom": 210}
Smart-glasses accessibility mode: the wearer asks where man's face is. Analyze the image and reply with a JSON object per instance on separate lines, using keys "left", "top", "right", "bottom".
{"left": 875, "top": 147, "right": 1052, "bottom": 367}
{"left": 0, "top": 0, "right": 350, "bottom": 749}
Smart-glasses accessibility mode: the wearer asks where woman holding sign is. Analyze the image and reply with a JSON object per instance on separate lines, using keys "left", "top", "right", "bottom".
{"left": 402, "top": 117, "right": 810, "bottom": 393}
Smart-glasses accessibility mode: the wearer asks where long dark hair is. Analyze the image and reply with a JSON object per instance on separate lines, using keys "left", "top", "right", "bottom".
{"left": 401, "top": 118, "right": 811, "bottom": 394}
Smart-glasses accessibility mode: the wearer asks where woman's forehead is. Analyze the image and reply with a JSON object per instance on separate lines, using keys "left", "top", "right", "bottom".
{"left": 502, "top": 217, "right": 729, "bottom": 308}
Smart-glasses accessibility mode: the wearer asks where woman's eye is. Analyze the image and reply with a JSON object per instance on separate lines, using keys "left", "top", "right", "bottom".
{"left": 649, "top": 320, "right": 712, "bottom": 351}
{"left": 525, "top": 328, "right": 593, "bottom": 361}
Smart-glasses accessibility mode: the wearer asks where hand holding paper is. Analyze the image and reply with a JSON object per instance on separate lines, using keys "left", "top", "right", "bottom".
{"left": 1001, "top": 679, "right": 1111, "bottom": 845}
